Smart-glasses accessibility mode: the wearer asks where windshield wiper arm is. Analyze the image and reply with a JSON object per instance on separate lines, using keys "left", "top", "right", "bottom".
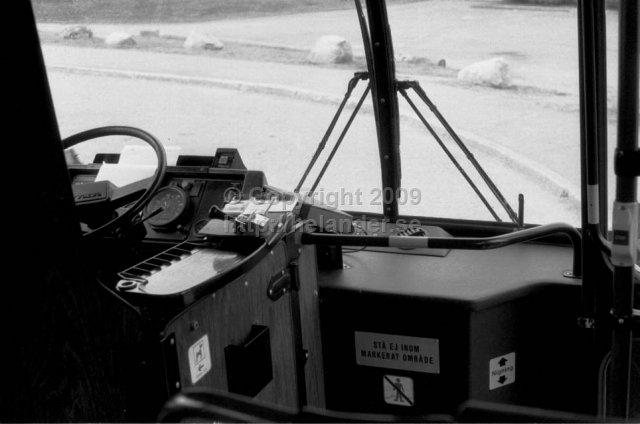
{"left": 294, "top": 72, "right": 369, "bottom": 195}
{"left": 398, "top": 80, "right": 521, "bottom": 226}
{"left": 398, "top": 87, "right": 502, "bottom": 222}
{"left": 308, "top": 85, "right": 371, "bottom": 196}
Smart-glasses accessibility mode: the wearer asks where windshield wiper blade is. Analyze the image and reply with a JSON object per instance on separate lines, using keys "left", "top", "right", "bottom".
{"left": 397, "top": 80, "right": 521, "bottom": 226}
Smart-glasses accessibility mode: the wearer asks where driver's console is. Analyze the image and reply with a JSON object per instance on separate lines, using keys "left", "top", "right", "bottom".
{"left": 68, "top": 148, "right": 328, "bottom": 419}
{"left": 69, "top": 148, "right": 269, "bottom": 243}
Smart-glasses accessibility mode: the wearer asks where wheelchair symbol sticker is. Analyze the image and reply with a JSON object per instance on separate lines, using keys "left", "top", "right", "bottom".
{"left": 383, "top": 375, "right": 414, "bottom": 406}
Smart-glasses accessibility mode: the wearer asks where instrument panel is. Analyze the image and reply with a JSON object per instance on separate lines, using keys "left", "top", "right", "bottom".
{"left": 145, "top": 185, "right": 190, "bottom": 228}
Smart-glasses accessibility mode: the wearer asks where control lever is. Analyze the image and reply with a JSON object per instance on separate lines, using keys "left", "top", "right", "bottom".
{"left": 194, "top": 205, "right": 238, "bottom": 237}
{"left": 208, "top": 205, "right": 233, "bottom": 221}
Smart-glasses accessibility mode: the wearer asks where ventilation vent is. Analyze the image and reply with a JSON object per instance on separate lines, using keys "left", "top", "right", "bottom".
{"left": 117, "top": 241, "right": 202, "bottom": 284}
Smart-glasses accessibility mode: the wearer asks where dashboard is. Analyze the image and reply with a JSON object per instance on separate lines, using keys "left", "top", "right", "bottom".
{"left": 66, "top": 147, "right": 620, "bottom": 419}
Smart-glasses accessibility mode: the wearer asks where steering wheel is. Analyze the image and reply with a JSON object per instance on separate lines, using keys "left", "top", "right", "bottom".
{"left": 63, "top": 126, "right": 167, "bottom": 238}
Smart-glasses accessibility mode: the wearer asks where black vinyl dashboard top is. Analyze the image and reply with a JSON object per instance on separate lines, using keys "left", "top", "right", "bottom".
{"left": 319, "top": 243, "right": 581, "bottom": 311}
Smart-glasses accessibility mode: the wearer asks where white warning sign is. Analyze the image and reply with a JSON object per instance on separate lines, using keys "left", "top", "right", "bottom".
{"left": 355, "top": 332, "right": 440, "bottom": 374}
{"left": 489, "top": 352, "right": 516, "bottom": 390}
{"left": 383, "top": 375, "right": 414, "bottom": 406}
{"left": 188, "top": 334, "right": 212, "bottom": 384}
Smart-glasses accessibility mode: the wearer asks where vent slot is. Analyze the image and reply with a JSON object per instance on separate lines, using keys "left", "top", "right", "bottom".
{"left": 117, "top": 241, "right": 202, "bottom": 285}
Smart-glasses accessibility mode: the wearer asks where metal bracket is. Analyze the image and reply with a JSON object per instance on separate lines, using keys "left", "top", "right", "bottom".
{"left": 267, "top": 261, "right": 301, "bottom": 301}
{"left": 284, "top": 229, "right": 302, "bottom": 263}
{"left": 267, "top": 270, "right": 291, "bottom": 301}
{"left": 161, "top": 333, "right": 181, "bottom": 395}
{"left": 396, "top": 80, "right": 418, "bottom": 91}
{"left": 348, "top": 71, "right": 369, "bottom": 91}
{"left": 611, "top": 201, "right": 638, "bottom": 267}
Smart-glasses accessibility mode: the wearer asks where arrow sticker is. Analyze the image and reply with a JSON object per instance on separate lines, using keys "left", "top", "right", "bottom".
{"left": 489, "top": 352, "right": 516, "bottom": 390}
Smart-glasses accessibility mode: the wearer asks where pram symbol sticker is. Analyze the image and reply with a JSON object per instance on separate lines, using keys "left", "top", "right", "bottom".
{"left": 383, "top": 375, "right": 414, "bottom": 406}
{"left": 189, "top": 334, "right": 212, "bottom": 384}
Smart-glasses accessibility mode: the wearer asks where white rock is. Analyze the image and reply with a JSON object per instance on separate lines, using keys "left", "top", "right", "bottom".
{"left": 308, "top": 35, "right": 353, "bottom": 64}
{"left": 60, "top": 25, "right": 92, "bottom": 40}
{"left": 140, "top": 30, "right": 160, "bottom": 38}
{"left": 396, "top": 53, "right": 414, "bottom": 62}
{"left": 184, "top": 31, "right": 224, "bottom": 50}
{"left": 396, "top": 53, "right": 426, "bottom": 65}
{"left": 457, "top": 57, "right": 511, "bottom": 88}
{"left": 105, "top": 32, "right": 136, "bottom": 48}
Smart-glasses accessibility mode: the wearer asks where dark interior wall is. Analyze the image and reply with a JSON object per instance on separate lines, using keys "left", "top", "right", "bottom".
{"left": 0, "top": 2, "right": 141, "bottom": 421}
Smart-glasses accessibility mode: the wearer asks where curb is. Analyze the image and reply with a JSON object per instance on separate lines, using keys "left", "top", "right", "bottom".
{"left": 50, "top": 63, "right": 347, "bottom": 104}
{"left": 214, "top": 37, "right": 368, "bottom": 61}
{"left": 50, "top": 63, "right": 580, "bottom": 208}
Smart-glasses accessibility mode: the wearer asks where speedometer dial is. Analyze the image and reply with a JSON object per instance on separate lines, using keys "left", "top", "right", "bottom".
{"left": 145, "top": 186, "right": 189, "bottom": 228}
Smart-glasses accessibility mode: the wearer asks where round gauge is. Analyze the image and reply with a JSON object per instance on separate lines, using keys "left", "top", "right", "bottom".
{"left": 145, "top": 186, "right": 189, "bottom": 228}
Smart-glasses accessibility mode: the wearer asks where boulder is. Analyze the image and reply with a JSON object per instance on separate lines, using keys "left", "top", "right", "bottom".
{"left": 396, "top": 53, "right": 426, "bottom": 64}
{"left": 457, "top": 57, "right": 511, "bottom": 88}
{"left": 140, "top": 30, "right": 160, "bottom": 38}
{"left": 105, "top": 32, "right": 136, "bottom": 48}
{"left": 308, "top": 35, "right": 353, "bottom": 64}
{"left": 184, "top": 31, "right": 224, "bottom": 50}
{"left": 60, "top": 25, "right": 92, "bottom": 40}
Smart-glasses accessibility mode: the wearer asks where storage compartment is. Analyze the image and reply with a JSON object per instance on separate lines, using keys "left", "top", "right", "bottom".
{"left": 318, "top": 245, "right": 591, "bottom": 415}
{"left": 225, "top": 325, "right": 273, "bottom": 397}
